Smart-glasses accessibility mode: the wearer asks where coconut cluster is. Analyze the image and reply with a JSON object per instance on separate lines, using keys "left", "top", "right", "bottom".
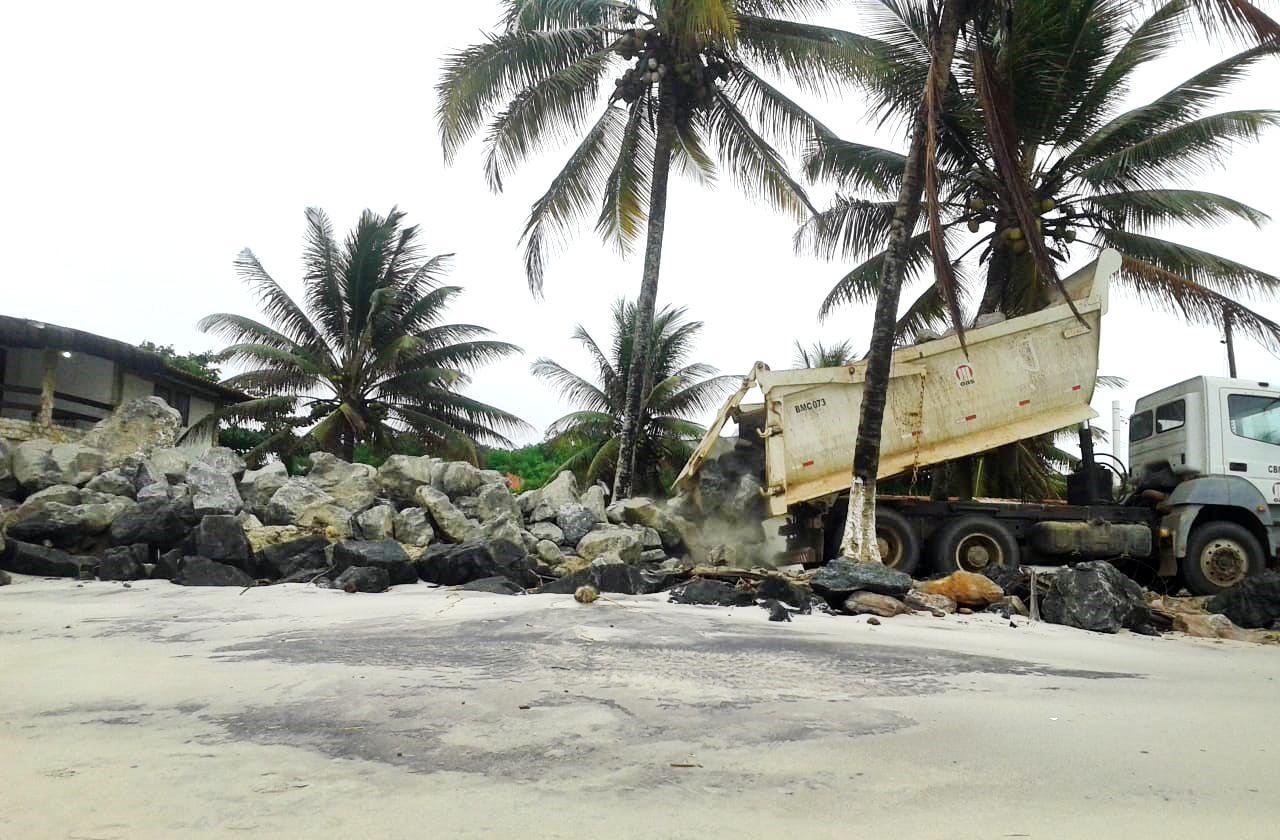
{"left": 959, "top": 171, "right": 1078, "bottom": 253}
{"left": 612, "top": 26, "right": 732, "bottom": 117}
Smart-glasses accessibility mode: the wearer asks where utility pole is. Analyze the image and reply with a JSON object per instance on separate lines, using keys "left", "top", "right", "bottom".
{"left": 1223, "top": 312, "right": 1238, "bottom": 378}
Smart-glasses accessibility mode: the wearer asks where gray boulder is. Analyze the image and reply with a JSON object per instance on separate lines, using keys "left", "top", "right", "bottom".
{"left": 528, "top": 521, "right": 565, "bottom": 544}
{"left": 576, "top": 527, "right": 642, "bottom": 564}
{"left": 415, "top": 540, "right": 538, "bottom": 587}
{"left": 476, "top": 482, "right": 520, "bottom": 524}
{"left": 354, "top": 504, "right": 396, "bottom": 541}
{"left": 306, "top": 453, "right": 378, "bottom": 513}
{"left": 811, "top": 559, "right": 913, "bottom": 599}
{"left": 393, "top": 507, "right": 435, "bottom": 547}
{"left": 669, "top": 578, "right": 754, "bottom": 607}
{"left": 264, "top": 478, "right": 333, "bottom": 526}
{"left": 174, "top": 558, "right": 255, "bottom": 587}
{"left": 150, "top": 447, "right": 192, "bottom": 485}
{"left": 24, "top": 484, "right": 82, "bottom": 506}
{"left": 541, "top": 554, "right": 668, "bottom": 596}
{"left": 85, "top": 469, "right": 137, "bottom": 499}
{"left": 238, "top": 462, "right": 289, "bottom": 515}
{"left": 459, "top": 576, "right": 524, "bottom": 595}
{"left": 80, "top": 397, "right": 182, "bottom": 467}
{"left": 527, "top": 471, "right": 581, "bottom": 522}
{"left": 2, "top": 540, "right": 92, "bottom": 578}
{"left": 0, "top": 438, "right": 15, "bottom": 495}
{"left": 13, "top": 441, "right": 104, "bottom": 490}
{"left": 333, "top": 565, "right": 390, "bottom": 593}
{"left": 581, "top": 484, "right": 608, "bottom": 523}
{"left": 1208, "top": 569, "right": 1280, "bottom": 629}
{"left": 331, "top": 540, "right": 417, "bottom": 585}
{"left": 556, "top": 504, "right": 596, "bottom": 545}
{"left": 256, "top": 535, "right": 329, "bottom": 580}
{"left": 609, "top": 497, "right": 682, "bottom": 551}
{"left": 189, "top": 515, "right": 253, "bottom": 569}
{"left": 6, "top": 497, "right": 134, "bottom": 548}
{"left": 192, "top": 447, "right": 247, "bottom": 479}
{"left": 441, "top": 462, "right": 483, "bottom": 498}
{"left": 109, "top": 498, "right": 193, "bottom": 547}
{"left": 534, "top": 539, "right": 564, "bottom": 565}
{"left": 98, "top": 544, "right": 148, "bottom": 581}
{"left": 478, "top": 470, "right": 508, "bottom": 487}
{"left": 187, "top": 462, "right": 243, "bottom": 516}
{"left": 376, "top": 455, "right": 438, "bottom": 504}
{"left": 416, "top": 486, "right": 481, "bottom": 543}
{"left": 1042, "top": 561, "right": 1148, "bottom": 634}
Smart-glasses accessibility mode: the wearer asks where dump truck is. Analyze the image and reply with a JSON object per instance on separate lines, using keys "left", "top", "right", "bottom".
{"left": 677, "top": 249, "right": 1280, "bottom": 596}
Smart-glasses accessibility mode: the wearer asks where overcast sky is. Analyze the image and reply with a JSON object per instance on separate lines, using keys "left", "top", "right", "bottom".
{"left": 3, "top": 1, "right": 1278, "bottom": 461}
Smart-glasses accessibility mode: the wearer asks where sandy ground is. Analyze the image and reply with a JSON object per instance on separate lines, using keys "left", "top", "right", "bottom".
{"left": 1, "top": 576, "right": 1278, "bottom": 840}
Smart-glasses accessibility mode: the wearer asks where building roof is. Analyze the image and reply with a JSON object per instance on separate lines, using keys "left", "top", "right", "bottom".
{"left": 0, "top": 314, "right": 249, "bottom": 404}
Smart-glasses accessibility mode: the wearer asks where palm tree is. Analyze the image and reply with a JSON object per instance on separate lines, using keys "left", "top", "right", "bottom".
{"left": 801, "top": 0, "right": 1279, "bottom": 561}
{"left": 198, "top": 207, "right": 526, "bottom": 463}
{"left": 793, "top": 339, "right": 858, "bottom": 368}
{"left": 437, "top": 0, "right": 881, "bottom": 499}
{"left": 531, "top": 299, "right": 735, "bottom": 496}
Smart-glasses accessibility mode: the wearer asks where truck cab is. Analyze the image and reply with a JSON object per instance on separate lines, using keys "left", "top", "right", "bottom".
{"left": 1129, "top": 376, "right": 1280, "bottom": 592}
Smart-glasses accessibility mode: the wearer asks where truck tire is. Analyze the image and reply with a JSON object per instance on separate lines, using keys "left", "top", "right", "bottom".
{"left": 823, "top": 504, "right": 921, "bottom": 575}
{"left": 931, "top": 515, "right": 1019, "bottom": 575}
{"left": 1181, "top": 521, "right": 1265, "bottom": 596}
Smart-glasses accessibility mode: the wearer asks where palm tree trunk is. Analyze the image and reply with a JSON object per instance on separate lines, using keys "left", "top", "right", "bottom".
{"left": 841, "top": 0, "right": 969, "bottom": 563}
{"left": 613, "top": 86, "right": 677, "bottom": 501}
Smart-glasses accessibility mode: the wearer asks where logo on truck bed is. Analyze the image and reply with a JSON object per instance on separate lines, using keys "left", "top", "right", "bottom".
{"left": 793, "top": 398, "right": 827, "bottom": 414}
{"left": 955, "top": 364, "right": 976, "bottom": 387}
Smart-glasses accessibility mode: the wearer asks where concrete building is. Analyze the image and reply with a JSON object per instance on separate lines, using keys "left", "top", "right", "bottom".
{"left": 0, "top": 315, "right": 245, "bottom": 449}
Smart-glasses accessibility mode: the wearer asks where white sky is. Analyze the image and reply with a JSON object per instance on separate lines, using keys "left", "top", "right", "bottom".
{"left": 3, "top": 1, "right": 1278, "bottom": 460}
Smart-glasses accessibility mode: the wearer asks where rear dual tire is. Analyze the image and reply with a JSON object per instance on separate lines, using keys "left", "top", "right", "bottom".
{"left": 823, "top": 503, "right": 921, "bottom": 576}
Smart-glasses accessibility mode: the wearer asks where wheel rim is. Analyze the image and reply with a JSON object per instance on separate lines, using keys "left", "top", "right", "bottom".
{"left": 1199, "top": 538, "right": 1249, "bottom": 588}
{"left": 876, "top": 530, "right": 905, "bottom": 569}
{"left": 954, "top": 533, "right": 1003, "bottom": 572}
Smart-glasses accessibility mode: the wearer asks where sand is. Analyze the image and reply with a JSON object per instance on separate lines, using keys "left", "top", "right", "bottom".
{"left": 2, "top": 574, "right": 1278, "bottom": 839}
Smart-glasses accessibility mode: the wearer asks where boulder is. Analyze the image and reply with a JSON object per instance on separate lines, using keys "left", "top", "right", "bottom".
{"left": 528, "top": 471, "right": 581, "bottom": 522}
{"left": 295, "top": 504, "right": 354, "bottom": 539}
{"left": 415, "top": 486, "right": 481, "bottom": 543}
{"left": 80, "top": 397, "right": 182, "bottom": 467}
{"left": 6, "top": 497, "right": 134, "bottom": 547}
{"left": 478, "top": 469, "right": 508, "bottom": 487}
{"left": 98, "top": 544, "right": 148, "bottom": 581}
{"left": 756, "top": 574, "right": 811, "bottom": 609}
{"left": 669, "top": 578, "right": 753, "bottom": 607}
{"left": 1173, "top": 611, "right": 1255, "bottom": 641}
{"left": 440, "top": 462, "right": 483, "bottom": 498}
{"left": 528, "top": 521, "right": 565, "bottom": 544}
{"left": 108, "top": 498, "right": 190, "bottom": 547}
{"left": 189, "top": 515, "right": 253, "bottom": 569}
{"left": 256, "top": 535, "right": 329, "bottom": 579}
{"left": 150, "top": 447, "right": 192, "bottom": 485}
{"left": 696, "top": 460, "right": 733, "bottom": 515}
{"left": 2, "top": 540, "right": 92, "bottom": 577}
{"left": 186, "top": 462, "right": 243, "bottom": 516}
{"left": 264, "top": 479, "right": 333, "bottom": 526}
{"left": 476, "top": 483, "right": 520, "bottom": 524}
{"left": 244, "top": 525, "right": 303, "bottom": 553}
{"left": 306, "top": 453, "right": 378, "bottom": 513}
{"left": 1042, "top": 561, "right": 1147, "bottom": 634}
{"left": 481, "top": 512, "right": 525, "bottom": 547}
{"left": 236, "top": 511, "right": 264, "bottom": 530}
{"left": 85, "top": 469, "right": 137, "bottom": 499}
{"left": 0, "top": 438, "right": 14, "bottom": 495}
{"left": 639, "top": 548, "right": 667, "bottom": 564}
{"left": 151, "top": 548, "right": 184, "bottom": 580}
{"left": 415, "top": 540, "right": 538, "bottom": 587}
{"left": 376, "top": 455, "right": 438, "bottom": 504}
{"left": 581, "top": 485, "right": 609, "bottom": 523}
{"left": 842, "top": 592, "right": 910, "bottom": 617}
{"left": 904, "top": 590, "right": 957, "bottom": 615}
{"left": 556, "top": 504, "right": 596, "bottom": 545}
{"left": 0, "top": 570, "right": 10, "bottom": 586}
{"left": 238, "top": 462, "right": 289, "bottom": 515}
{"left": 637, "top": 526, "right": 663, "bottom": 550}
{"left": 811, "top": 559, "right": 913, "bottom": 599}
{"left": 333, "top": 565, "right": 390, "bottom": 593}
{"left": 191, "top": 447, "right": 247, "bottom": 479}
{"left": 534, "top": 539, "right": 564, "bottom": 565}
{"left": 136, "top": 482, "right": 175, "bottom": 502}
{"left": 24, "top": 484, "right": 82, "bottom": 506}
{"left": 459, "top": 576, "right": 524, "bottom": 595}
{"left": 393, "top": 507, "right": 435, "bottom": 547}
{"left": 13, "top": 441, "right": 104, "bottom": 490}
{"left": 354, "top": 505, "right": 396, "bottom": 541}
{"left": 728, "top": 473, "right": 767, "bottom": 520}
{"left": 576, "top": 527, "right": 642, "bottom": 565}
{"left": 174, "top": 558, "right": 255, "bottom": 587}
{"left": 331, "top": 540, "right": 417, "bottom": 586}
{"left": 1207, "top": 570, "right": 1280, "bottom": 629}
{"left": 610, "top": 497, "right": 682, "bottom": 550}
{"left": 540, "top": 554, "right": 657, "bottom": 596}
{"left": 918, "top": 571, "right": 1005, "bottom": 609}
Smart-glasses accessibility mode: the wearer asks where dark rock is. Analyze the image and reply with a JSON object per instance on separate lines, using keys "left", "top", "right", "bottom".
{"left": 332, "top": 565, "right": 390, "bottom": 593}
{"left": 173, "top": 557, "right": 255, "bottom": 587}
{"left": 109, "top": 498, "right": 190, "bottom": 547}
{"left": 1042, "top": 561, "right": 1148, "bottom": 634}
{"left": 0, "top": 569, "right": 10, "bottom": 586}
{"left": 981, "top": 564, "right": 1031, "bottom": 601}
{"left": 151, "top": 548, "right": 183, "bottom": 580}
{"left": 98, "top": 544, "right": 148, "bottom": 581}
{"left": 555, "top": 504, "right": 596, "bottom": 545}
{"left": 188, "top": 515, "right": 252, "bottom": 569}
{"left": 1, "top": 540, "right": 90, "bottom": 578}
{"left": 257, "top": 536, "right": 330, "bottom": 580}
{"left": 639, "top": 548, "right": 668, "bottom": 564}
{"left": 763, "top": 599, "right": 792, "bottom": 622}
{"left": 756, "top": 574, "right": 811, "bottom": 609}
{"left": 1207, "top": 569, "right": 1280, "bottom": 629}
{"left": 459, "top": 576, "right": 524, "bottom": 595}
{"left": 669, "top": 578, "right": 754, "bottom": 607}
{"left": 696, "top": 460, "right": 732, "bottom": 514}
{"left": 416, "top": 540, "right": 538, "bottom": 588}
{"left": 331, "top": 540, "right": 417, "bottom": 586}
{"left": 811, "top": 559, "right": 912, "bottom": 599}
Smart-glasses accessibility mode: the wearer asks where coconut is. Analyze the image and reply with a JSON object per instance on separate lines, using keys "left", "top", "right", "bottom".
{"left": 966, "top": 219, "right": 981, "bottom": 233}
{"left": 1012, "top": 239, "right": 1029, "bottom": 254}
{"left": 1040, "top": 197, "right": 1056, "bottom": 213}
{"left": 967, "top": 196, "right": 985, "bottom": 211}
{"left": 1003, "top": 227, "right": 1024, "bottom": 241}
{"left": 1064, "top": 229, "right": 1077, "bottom": 242}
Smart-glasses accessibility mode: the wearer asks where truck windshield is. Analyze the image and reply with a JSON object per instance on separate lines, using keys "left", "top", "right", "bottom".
{"left": 1228, "top": 394, "right": 1280, "bottom": 445}
{"left": 1129, "top": 410, "right": 1153, "bottom": 442}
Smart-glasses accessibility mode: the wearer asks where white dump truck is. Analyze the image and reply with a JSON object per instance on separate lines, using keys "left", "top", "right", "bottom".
{"left": 678, "top": 249, "right": 1280, "bottom": 595}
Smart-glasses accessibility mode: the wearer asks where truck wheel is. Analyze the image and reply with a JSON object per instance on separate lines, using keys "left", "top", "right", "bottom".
{"left": 1181, "top": 522, "right": 1264, "bottom": 596}
{"left": 931, "top": 516, "right": 1019, "bottom": 575}
{"left": 823, "top": 504, "right": 921, "bottom": 575}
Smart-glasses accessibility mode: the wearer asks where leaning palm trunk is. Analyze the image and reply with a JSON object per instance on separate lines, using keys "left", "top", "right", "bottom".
{"left": 614, "top": 88, "right": 677, "bottom": 501}
{"left": 842, "top": 0, "right": 969, "bottom": 563}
